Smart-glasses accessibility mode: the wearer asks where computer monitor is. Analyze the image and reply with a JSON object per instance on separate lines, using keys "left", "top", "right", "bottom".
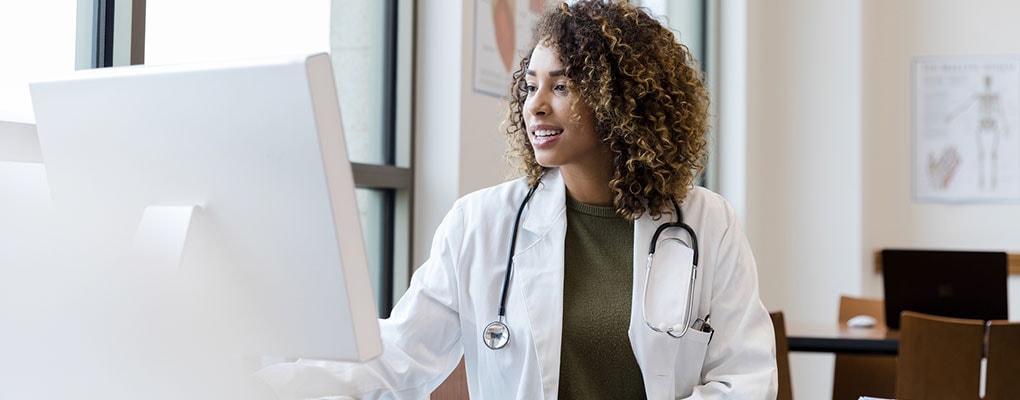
{"left": 882, "top": 248, "right": 1008, "bottom": 329}
{"left": 21, "top": 53, "right": 381, "bottom": 399}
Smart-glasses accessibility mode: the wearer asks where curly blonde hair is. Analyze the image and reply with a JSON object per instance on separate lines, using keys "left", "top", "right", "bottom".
{"left": 504, "top": 0, "right": 710, "bottom": 220}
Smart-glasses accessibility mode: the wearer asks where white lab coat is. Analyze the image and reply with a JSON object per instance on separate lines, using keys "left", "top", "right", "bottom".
{"left": 258, "top": 168, "right": 778, "bottom": 399}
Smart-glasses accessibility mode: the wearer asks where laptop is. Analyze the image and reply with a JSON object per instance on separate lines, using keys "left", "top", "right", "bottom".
{"left": 882, "top": 249, "right": 1008, "bottom": 330}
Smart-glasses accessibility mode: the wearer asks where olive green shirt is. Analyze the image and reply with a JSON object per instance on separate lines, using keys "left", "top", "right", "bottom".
{"left": 557, "top": 196, "right": 645, "bottom": 399}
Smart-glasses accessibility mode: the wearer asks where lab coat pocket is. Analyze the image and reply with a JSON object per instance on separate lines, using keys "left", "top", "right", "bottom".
{"left": 674, "top": 329, "right": 712, "bottom": 395}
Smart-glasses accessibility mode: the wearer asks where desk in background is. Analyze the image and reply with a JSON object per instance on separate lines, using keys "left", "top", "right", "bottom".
{"left": 787, "top": 321, "right": 899, "bottom": 355}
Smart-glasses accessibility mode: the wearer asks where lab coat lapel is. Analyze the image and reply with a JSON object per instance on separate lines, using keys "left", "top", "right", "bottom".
{"left": 513, "top": 169, "right": 566, "bottom": 398}
{"left": 630, "top": 210, "right": 683, "bottom": 398}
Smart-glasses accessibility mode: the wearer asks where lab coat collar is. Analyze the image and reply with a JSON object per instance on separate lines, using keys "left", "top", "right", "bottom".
{"left": 519, "top": 168, "right": 566, "bottom": 236}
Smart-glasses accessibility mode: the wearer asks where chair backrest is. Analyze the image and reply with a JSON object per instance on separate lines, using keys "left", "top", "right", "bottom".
{"left": 895, "top": 311, "right": 985, "bottom": 400}
{"left": 769, "top": 311, "right": 794, "bottom": 400}
{"left": 985, "top": 320, "right": 1020, "bottom": 400}
{"left": 431, "top": 357, "right": 469, "bottom": 400}
{"left": 837, "top": 294, "right": 885, "bottom": 324}
{"left": 832, "top": 295, "right": 896, "bottom": 400}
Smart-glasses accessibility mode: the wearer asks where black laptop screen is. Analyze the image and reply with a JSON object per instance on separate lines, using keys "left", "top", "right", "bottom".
{"left": 881, "top": 249, "right": 1008, "bottom": 329}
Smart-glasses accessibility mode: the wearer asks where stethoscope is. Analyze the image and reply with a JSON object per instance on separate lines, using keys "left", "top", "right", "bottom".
{"left": 482, "top": 182, "right": 700, "bottom": 350}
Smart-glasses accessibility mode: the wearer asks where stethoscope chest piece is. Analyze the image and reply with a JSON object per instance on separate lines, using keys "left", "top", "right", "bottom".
{"left": 483, "top": 320, "right": 510, "bottom": 350}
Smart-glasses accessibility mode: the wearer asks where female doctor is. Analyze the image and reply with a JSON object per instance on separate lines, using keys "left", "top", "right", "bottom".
{"left": 258, "top": 1, "right": 777, "bottom": 398}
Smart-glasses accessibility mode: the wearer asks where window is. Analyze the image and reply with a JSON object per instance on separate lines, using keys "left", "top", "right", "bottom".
{"left": 0, "top": 1, "right": 77, "bottom": 124}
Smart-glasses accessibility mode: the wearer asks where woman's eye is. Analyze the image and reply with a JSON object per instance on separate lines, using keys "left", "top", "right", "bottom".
{"left": 554, "top": 84, "right": 568, "bottom": 93}
{"left": 524, "top": 83, "right": 537, "bottom": 93}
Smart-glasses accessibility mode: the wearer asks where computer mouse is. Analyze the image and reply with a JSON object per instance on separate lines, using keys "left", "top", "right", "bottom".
{"left": 846, "top": 314, "right": 877, "bottom": 328}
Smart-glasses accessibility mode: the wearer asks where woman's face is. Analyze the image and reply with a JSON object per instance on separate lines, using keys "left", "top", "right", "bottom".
{"left": 523, "top": 44, "right": 606, "bottom": 173}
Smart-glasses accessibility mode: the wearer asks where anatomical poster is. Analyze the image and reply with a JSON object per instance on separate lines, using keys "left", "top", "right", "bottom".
{"left": 473, "top": 0, "right": 544, "bottom": 97}
{"left": 912, "top": 55, "right": 1020, "bottom": 203}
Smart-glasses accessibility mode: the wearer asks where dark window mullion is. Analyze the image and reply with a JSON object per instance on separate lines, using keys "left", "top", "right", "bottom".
{"left": 377, "top": 189, "right": 396, "bottom": 317}
{"left": 382, "top": 0, "right": 398, "bottom": 166}
{"left": 373, "top": 0, "right": 401, "bottom": 316}
{"left": 95, "top": 0, "right": 115, "bottom": 67}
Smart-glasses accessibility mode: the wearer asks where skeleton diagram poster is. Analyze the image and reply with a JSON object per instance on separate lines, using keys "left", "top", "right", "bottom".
{"left": 913, "top": 55, "right": 1020, "bottom": 203}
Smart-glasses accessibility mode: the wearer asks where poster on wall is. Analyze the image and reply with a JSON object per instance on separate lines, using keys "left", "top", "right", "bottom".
{"left": 473, "top": 0, "right": 544, "bottom": 98}
{"left": 913, "top": 55, "right": 1020, "bottom": 203}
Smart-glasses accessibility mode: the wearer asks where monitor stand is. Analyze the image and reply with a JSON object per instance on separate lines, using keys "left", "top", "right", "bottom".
{"left": 127, "top": 205, "right": 198, "bottom": 270}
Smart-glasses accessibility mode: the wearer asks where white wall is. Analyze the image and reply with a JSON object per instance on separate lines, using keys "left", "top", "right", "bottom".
{"left": 741, "top": 1, "right": 863, "bottom": 398}
{"left": 744, "top": 0, "right": 864, "bottom": 320}
{"left": 414, "top": 1, "right": 512, "bottom": 267}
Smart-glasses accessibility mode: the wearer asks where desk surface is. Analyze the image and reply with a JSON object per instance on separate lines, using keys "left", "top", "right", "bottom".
{"left": 786, "top": 321, "right": 899, "bottom": 355}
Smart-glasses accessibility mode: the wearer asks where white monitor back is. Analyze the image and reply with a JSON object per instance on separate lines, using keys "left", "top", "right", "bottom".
{"left": 23, "top": 53, "right": 381, "bottom": 399}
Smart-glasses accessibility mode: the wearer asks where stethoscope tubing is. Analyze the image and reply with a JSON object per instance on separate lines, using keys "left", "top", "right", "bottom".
{"left": 486, "top": 181, "right": 699, "bottom": 349}
{"left": 497, "top": 183, "right": 539, "bottom": 321}
{"left": 642, "top": 200, "right": 700, "bottom": 338}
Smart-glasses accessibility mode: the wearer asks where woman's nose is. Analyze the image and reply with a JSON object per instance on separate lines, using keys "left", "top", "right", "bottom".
{"left": 526, "top": 91, "right": 549, "bottom": 116}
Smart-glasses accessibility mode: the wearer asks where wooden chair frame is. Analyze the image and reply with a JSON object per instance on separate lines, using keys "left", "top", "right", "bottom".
{"left": 832, "top": 295, "right": 896, "bottom": 400}
{"left": 895, "top": 311, "right": 985, "bottom": 400}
